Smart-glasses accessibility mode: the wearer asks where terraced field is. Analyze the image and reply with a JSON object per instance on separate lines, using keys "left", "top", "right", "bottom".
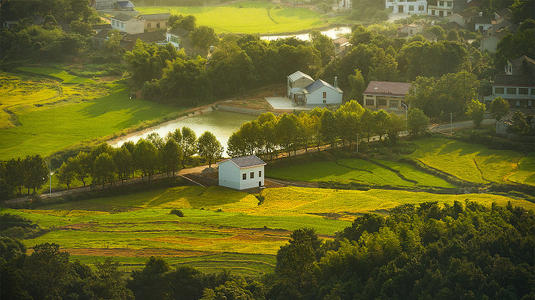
{"left": 136, "top": 1, "right": 338, "bottom": 34}
{"left": 268, "top": 157, "right": 455, "bottom": 189}
{"left": 4, "top": 185, "right": 533, "bottom": 276}
{"left": 408, "top": 138, "right": 535, "bottom": 186}
{"left": 0, "top": 66, "right": 184, "bottom": 160}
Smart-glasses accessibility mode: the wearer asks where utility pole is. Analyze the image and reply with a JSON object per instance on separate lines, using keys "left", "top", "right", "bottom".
{"left": 450, "top": 112, "right": 453, "bottom": 135}
{"left": 401, "top": 102, "right": 408, "bottom": 134}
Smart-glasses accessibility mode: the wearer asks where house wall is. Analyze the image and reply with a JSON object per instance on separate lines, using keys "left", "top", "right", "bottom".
{"left": 480, "top": 36, "right": 499, "bottom": 53}
{"left": 144, "top": 19, "right": 167, "bottom": 32}
{"left": 386, "top": 0, "right": 427, "bottom": 14}
{"left": 288, "top": 77, "right": 314, "bottom": 97}
{"left": 95, "top": 0, "right": 116, "bottom": 10}
{"left": 475, "top": 23, "right": 492, "bottom": 32}
{"left": 491, "top": 85, "right": 535, "bottom": 108}
{"left": 218, "top": 162, "right": 265, "bottom": 190}
{"left": 428, "top": 1, "right": 454, "bottom": 17}
{"left": 306, "top": 86, "right": 342, "bottom": 105}
{"left": 363, "top": 94, "right": 405, "bottom": 111}
{"left": 166, "top": 33, "right": 180, "bottom": 49}
{"left": 111, "top": 18, "right": 144, "bottom": 34}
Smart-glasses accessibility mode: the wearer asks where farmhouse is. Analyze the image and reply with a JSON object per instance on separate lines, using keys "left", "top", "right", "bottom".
{"left": 386, "top": 0, "right": 427, "bottom": 14}
{"left": 110, "top": 14, "right": 144, "bottom": 34}
{"left": 218, "top": 155, "right": 266, "bottom": 190}
{"left": 287, "top": 71, "right": 343, "bottom": 106}
{"left": 485, "top": 55, "right": 535, "bottom": 109}
{"left": 140, "top": 13, "right": 170, "bottom": 32}
{"left": 363, "top": 81, "right": 411, "bottom": 112}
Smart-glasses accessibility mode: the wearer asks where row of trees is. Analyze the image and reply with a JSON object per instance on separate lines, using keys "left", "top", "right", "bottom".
{"left": 3, "top": 200, "right": 534, "bottom": 299}
{"left": 55, "top": 128, "right": 223, "bottom": 189}
{"left": 227, "top": 101, "right": 429, "bottom": 159}
{"left": 0, "top": 155, "right": 49, "bottom": 199}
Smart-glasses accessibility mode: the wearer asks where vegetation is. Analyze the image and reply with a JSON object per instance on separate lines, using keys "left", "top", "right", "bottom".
{"left": 136, "top": 1, "right": 334, "bottom": 34}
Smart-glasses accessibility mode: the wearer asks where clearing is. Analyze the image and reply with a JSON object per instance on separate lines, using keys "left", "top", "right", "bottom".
{"left": 136, "top": 1, "right": 341, "bottom": 34}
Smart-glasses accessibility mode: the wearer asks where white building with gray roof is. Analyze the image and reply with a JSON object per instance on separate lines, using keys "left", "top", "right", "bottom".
{"left": 287, "top": 71, "right": 343, "bottom": 106}
{"left": 218, "top": 155, "right": 266, "bottom": 190}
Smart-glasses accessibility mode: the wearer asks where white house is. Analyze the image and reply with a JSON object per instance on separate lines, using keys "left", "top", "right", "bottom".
{"left": 287, "top": 71, "right": 343, "bottom": 106}
{"left": 110, "top": 14, "right": 144, "bottom": 34}
{"left": 218, "top": 155, "right": 266, "bottom": 190}
{"left": 334, "top": 0, "right": 352, "bottom": 10}
{"left": 386, "top": 0, "right": 427, "bottom": 14}
{"left": 166, "top": 29, "right": 181, "bottom": 49}
{"left": 428, "top": 0, "right": 454, "bottom": 17}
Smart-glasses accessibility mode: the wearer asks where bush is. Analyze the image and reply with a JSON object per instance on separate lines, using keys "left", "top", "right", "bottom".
{"left": 170, "top": 209, "right": 184, "bottom": 217}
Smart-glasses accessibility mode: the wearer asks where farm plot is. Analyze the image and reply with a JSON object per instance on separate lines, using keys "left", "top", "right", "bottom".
{"left": 4, "top": 185, "right": 533, "bottom": 276}
{"left": 407, "top": 138, "right": 535, "bottom": 186}
{"left": 267, "top": 157, "right": 454, "bottom": 189}
{"left": 0, "top": 66, "right": 183, "bottom": 160}
{"left": 136, "top": 1, "right": 333, "bottom": 34}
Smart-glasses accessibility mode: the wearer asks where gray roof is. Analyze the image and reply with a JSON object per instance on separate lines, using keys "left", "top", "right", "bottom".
{"left": 140, "top": 13, "right": 171, "bottom": 21}
{"left": 305, "top": 79, "right": 342, "bottom": 94}
{"left": 223, "top": 155, "right": 266, "bottom": 168}
{"left": 288, "top": 71, "right": 313, "bottom": 83}
{"left": 112, "top": 13, "right": 133, "bottom": 21}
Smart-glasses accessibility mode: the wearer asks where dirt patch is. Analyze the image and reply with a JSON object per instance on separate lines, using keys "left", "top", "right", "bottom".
{"left": 64, "top": 248, "right": 211, "bottom": 257}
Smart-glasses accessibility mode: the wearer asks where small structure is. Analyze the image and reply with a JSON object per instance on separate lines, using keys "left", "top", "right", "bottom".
{"left": 363, "top": 81, "right": 411, "bottom": 111}
{"left": 218, "top": 155, "right": 266, "bottom": 190}
{"left": 166, "top": 28, "right": 183, "bottom": 49}
{"left": 427, "top": 0, "right": 454, "bottom": 17}
{"left": 287, "top": 71, "right": 343, "bottom": 106}
{"left": 386, "top": 0, "right": 427, "bottom": 15}
{"left": 333, "top": 37, "right": 351, "bottom": 56}
{"left": 473, "top": 15, "right": 492, "bottom": 32}
{"left": 398, "top": 24, "right": 424, "bottom": 37}
{"left": 334, "top": 0, "right": 351, "bottom": 10}
{"left": 485, "top": 55, "right": 535, "bottom": 109}
{"left": 110, "top": 14, "right": 144, "bottom": 34}
{"left": 140, "top": 13, "right": 170, "bottom": 32}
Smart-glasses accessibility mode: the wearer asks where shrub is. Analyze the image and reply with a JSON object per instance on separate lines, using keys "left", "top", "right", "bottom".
{"left": 170, "top": 209, "right": 184, "bottom": 217}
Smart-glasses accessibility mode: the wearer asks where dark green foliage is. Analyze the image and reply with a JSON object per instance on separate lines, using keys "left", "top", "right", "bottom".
{"left": 266, "top": 201, "right": 535, "bottom": 299}
{"left": 170, "top": 209, "right": 184, "bottom": 217}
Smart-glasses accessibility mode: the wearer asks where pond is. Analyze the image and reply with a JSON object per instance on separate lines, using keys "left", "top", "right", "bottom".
{"left": 260, "top": 26, "right": 351, "bottom": 41}
{"left": 109, "top": 110, "right": 257, "bottom": 155}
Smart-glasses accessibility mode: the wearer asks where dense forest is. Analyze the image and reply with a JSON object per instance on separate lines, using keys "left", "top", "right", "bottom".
{"left": 1, "top": 201, "right": 534, "bottom": 299}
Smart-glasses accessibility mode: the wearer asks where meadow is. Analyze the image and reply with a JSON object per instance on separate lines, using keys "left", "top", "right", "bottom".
{"left": 0, "top": 66, "right": 185, "bottom": 160}
{"left": 267, "top": 157, "right": 455, "bottom": 189}
{"left": 3, "top": 185, "right": 534, "bottom": 276}
{"left": 136, "top": 1, "right": 340, "bottom": 34}
{"left": 408, "top": 138, "right": 535, "bottom": 186}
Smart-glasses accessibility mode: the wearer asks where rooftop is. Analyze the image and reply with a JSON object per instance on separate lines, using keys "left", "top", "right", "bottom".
{"left": 223, "top": 155, "right": 266, "bottom": 168}
{"left": 288, "top": 71, "right": 313, "bottom": 83}
{"left": 139, "top": 13, "right": 171, "bottom": 20}
{"left": 305, "top": 79, "right": 342, "bottom": 94}
{"left": 364, "top": 81, "right": 411, "bottom": 96}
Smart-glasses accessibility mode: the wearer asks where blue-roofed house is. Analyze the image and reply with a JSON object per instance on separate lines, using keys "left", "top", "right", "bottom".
{"left": 287, "top": 71, "right": 343, "bottom": 106}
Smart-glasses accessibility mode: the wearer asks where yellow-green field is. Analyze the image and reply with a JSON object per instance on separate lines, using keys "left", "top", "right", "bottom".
{"left": 0, "top": 66, "right": 185, "bottom": 160}
{"left": 408, "top": 138, "right": 535, "bottom": 186}
{"left": 136, "top": 1, "right": 340, "bottom": 34}
{"left": 3, "top": 185, "right": 533, "bottom": 276}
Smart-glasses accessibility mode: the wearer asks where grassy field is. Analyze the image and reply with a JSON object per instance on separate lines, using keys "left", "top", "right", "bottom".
{"left": 0, "top": 66, "right": 185, "bottom": 160}
{"left": 407, "top": 138, "right": 535, "bottom": 186}
{"left": 4, "top": 185, "right": 533, "bottom": 276}
{"left": 136, "top": 1, "right": 339, "bottom": 34}
{"left": 267, "top": 157, "right": 455, "bottom": 189}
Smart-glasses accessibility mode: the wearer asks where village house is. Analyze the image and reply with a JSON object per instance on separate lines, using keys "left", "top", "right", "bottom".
{"left": 486, "top": 55, "right": 535, "bottom": 109}
{"left": 386, "top": 0, "right": 427, "bottom": 15}
{"left": 333, "top": 37, "right": 351, "bottom": 56}
{"left": 473, "top": 15, "right": 493, "bottom": 32}
{"left": 166, "top": 28, "right": 182, "bottom": 49}
{"left": 110, "top": 14, "right": 144, "bottom": 34}
{"left": 427, "top": 0, "right": 454, "bottom": 17}
{"left": 398, "top": 23, "right": 424, "bottom": 37}
{"left": 334, "top": 0, "right": 352, "bottom": 10}
{"left": 218, "top": 155, "right": 266, "bottom": 190}
{"left": 362, "top": 81, "right": 411, "bottom": 112}
{"left": 287, "top": 71, "right": 343, "bottom": 106}
{"left": 140, "top": 13, "right": 170, "bottom": 32}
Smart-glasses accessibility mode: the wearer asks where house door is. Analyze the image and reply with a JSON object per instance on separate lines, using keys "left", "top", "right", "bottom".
{"left": 259, "top": 181, "right": 262, "bottom": 187}
{"left": 398, "top": 5, "right": 404, "bottom": 13}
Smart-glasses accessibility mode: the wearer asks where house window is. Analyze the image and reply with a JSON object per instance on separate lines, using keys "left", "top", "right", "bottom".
{"left": 519, "top": 88, "right": 529, "bottom": 95}
{"left": 516, "top": 100, "right": 520, "bottom": 107}
{"left": 506, "top": 87, "right": 517, "bottom": 95}
{"left": 157, "top": 22, "right": 160, "bottom": 29}
{"left": 528, "top": 100, "right": 533, "bottom": 107}
{"left": 242, "top": 173, "right": 246, "bottom": 180}
{"left": 365, "top": 98, "right": 374, "bottom": 106}
{"left": 322, "top": 92, "right": 326, "bottom": 99}
{"left": 431, "top": 9, "right": 435, "bottom": 15}
{"left": 389, "top": 100, "right": 399, "bottom": 108}
{"left": 531, "top": 88, "right": 535, "bottom": 95}
{"left": 409, "top": 5, "right": 414, "bottom": 11}
{"left": 250, "top": 172, "right": 254, "bottom": 179}
{"left": 323, "top": 99, "right": 326, "bottom": 104}
{"left": 418, "top": 5, "right": 424, "bottom": 11}
{"left": 259, "top": 171, "right": 262, "bottom": 177}
{"left": 378, "top": 98, "right": 387, "bottom": 106}
{"left": 495, "top": 87, "right": 504, "bottom": 94}
{"left": 147, "top": 23, "right": 151, "bottom": 29}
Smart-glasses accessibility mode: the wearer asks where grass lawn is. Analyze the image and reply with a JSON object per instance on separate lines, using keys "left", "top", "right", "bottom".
{"left": 0, "top": 67, "right": 185, "bottom": 160}
{"left": 4, "top": 185, "right": 533, "bottom": 276}
{"left": 267, "top": 157, "right": 454, "bottom": 189}
{"left": 136, "top": 1, "right": 338, "bottom": 34}
{"left": 407, "top": 137, "right": 535, "bottom": 186}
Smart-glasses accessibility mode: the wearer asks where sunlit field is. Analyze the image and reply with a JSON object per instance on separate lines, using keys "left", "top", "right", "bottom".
{"left": 136, "top": 1, "right": 337, "bottom": 34}
{"left": 0, "top": 66, "right": 184, "bottom": 160}
{"left": 3, "top": 185, "right": 533, "bottom": 276}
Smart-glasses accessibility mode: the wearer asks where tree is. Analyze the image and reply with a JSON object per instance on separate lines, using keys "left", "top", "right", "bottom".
{"left": 347, "top": 69, "right": 365, "bottom": 101}
{"left": 134, "top": 139, "right": 159, "bottom": 182}
{"left": 320, "top": 110, "right": 338, "bottom": 148}
{"left": 386, "top": 113, "right": 405, "bottom": 144}
{"left": 374, "top": 110, "right": 391, "bottom": 141}
{"left": 508, "top": 111, "right": 531, "bottom": 135}
{"left": 190, "top": 26, "right": 218, "bottom": 56}
{"left": 70, "top": 152, "right": 90, "bottom": 187}
{"left": 181, "top": 127, "right": 197, "bottom": 167}
{"left": 57, "top": 162, "right": 75, "bottom": 189}
{"left": 113, "top": 146, "right": 133, "bottom": 182}
{"left": 408, "top": 108, "right": 429, "bottom": 136}
{"left": 490, "top": 97, "right": 510, "bottom": 121}
{"left": 147, "top": 132, "right": 164, "bottom": 149}
{"left": 360, "top": 109, "right": 375, "bottom": 142}
{"left": 276, "top": 114, "right": 299, "bottom": 156}
{"left": 167, "top": 128, "right": 182, "bottom": 144}
{"left": 22, "top": 155, "right": 48, "bottom": 194}
{"left": 310, "top": 30, "right": 334, "bottom": 66}
{"left": 466, "top": 99, "right": 486, "bottom": 128}
{"left": 197, "top": 132, "right": 223, "bottom": 167}
{"left": 92, "top": 153, "right": 115, "bottom": 187}
{"left": 128, "top": 257, "right": 170, "bottom": 300}
{"left": 161, "top": 139, "right": 182, "bottom": 176}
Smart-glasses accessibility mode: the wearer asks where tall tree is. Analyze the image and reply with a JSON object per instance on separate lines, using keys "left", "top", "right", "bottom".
{"left": 466, "top": 99, "right": 486, "bottom": 128}
{"left": 181, "top": 127, "right": 197, "bottom": 168}
{"left": 196, "top": 132, "right": 223, "bottom": 168}
{"left": 161, "top": 139, "right": 182, "bottom": 176}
